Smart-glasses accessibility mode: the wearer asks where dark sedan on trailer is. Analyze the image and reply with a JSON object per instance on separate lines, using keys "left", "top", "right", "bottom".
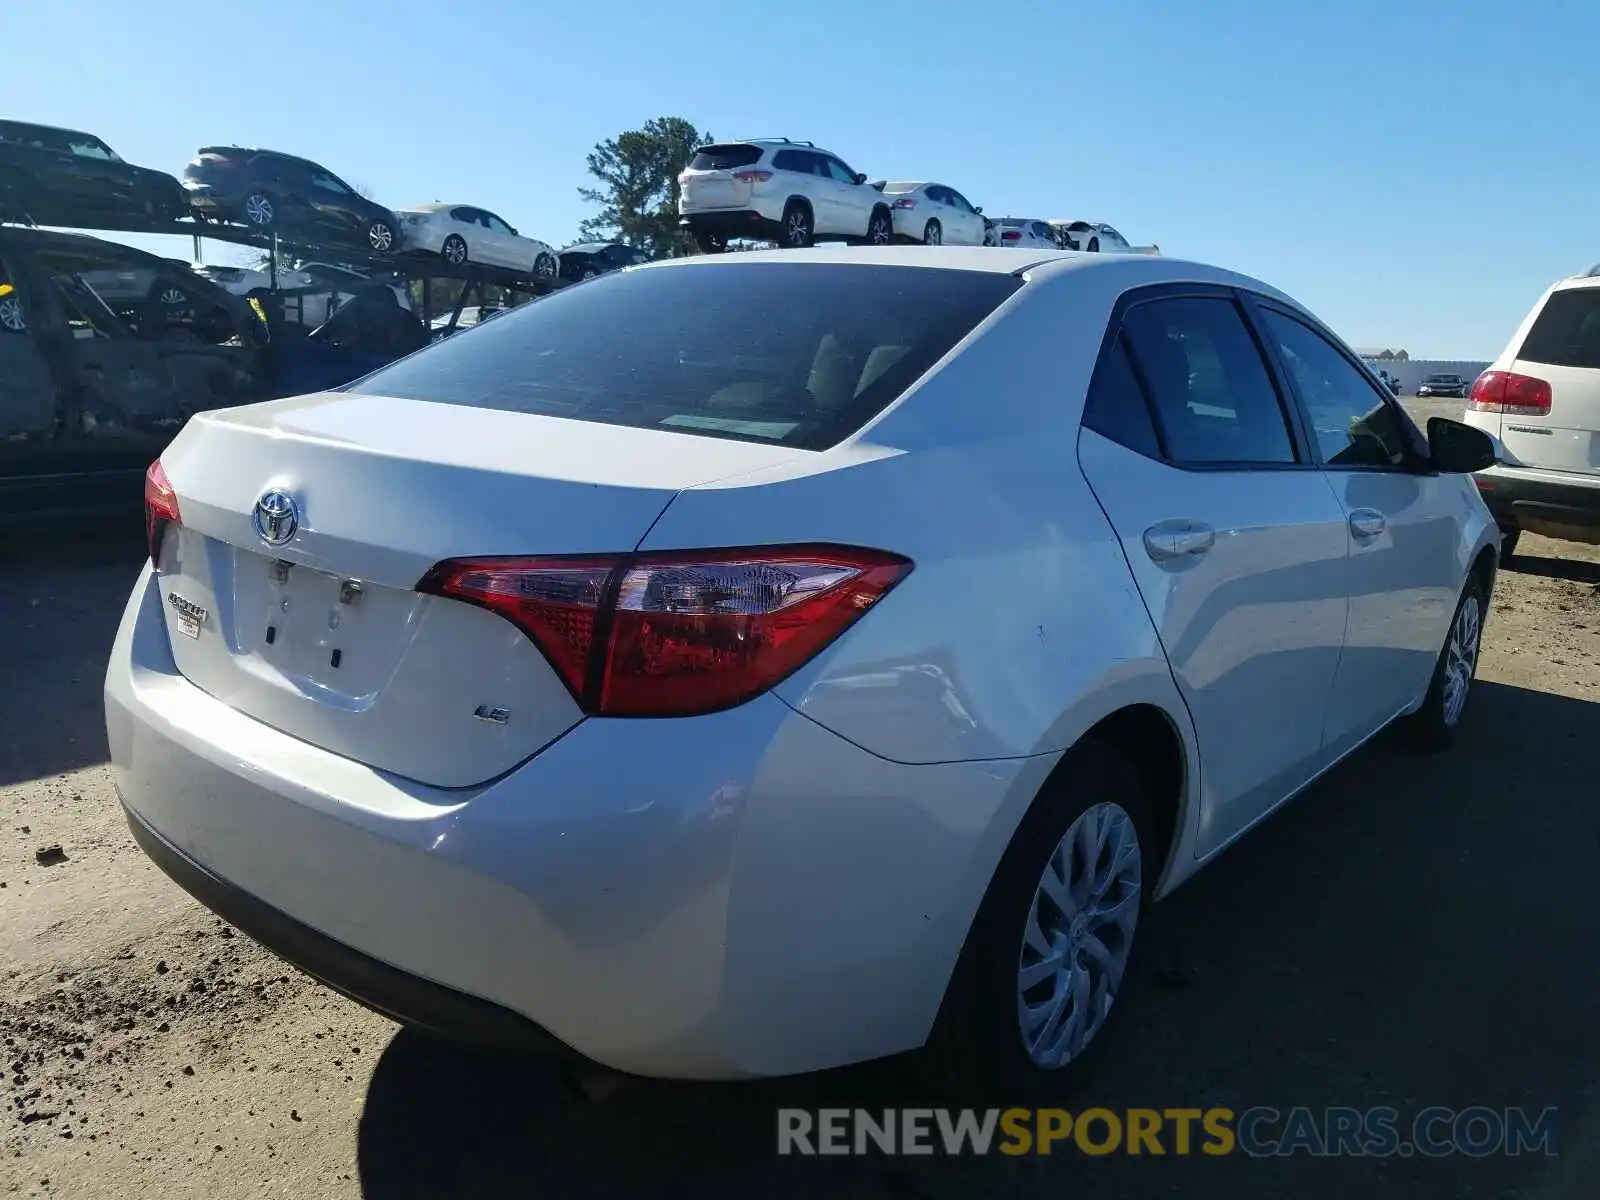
{"left": 0, "top": 120, "right": 188, "bottom": 228}
{"left": 557, "top": 241, "right": 652, "bottom": 282}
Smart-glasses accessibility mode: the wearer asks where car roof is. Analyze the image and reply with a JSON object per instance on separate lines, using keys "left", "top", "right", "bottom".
{"left": 638, "top": 245, "right": 1296, "bottom": 299}
{"left": 403, "top": 203, "right": 457, "bottom": 212}
{"left": 0, "top": 119, "right": 96, "bottom": 139}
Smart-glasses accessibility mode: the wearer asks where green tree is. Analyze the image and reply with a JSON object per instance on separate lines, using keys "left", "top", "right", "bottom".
{"left": 578, "top": 117, "right": 708, "bottom": 257}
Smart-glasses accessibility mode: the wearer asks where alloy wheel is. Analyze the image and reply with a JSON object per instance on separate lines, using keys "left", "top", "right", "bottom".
{"left": 443, "top": 236, "right": 467, "bottom": 265}
{"left": 1016, "top": 801, "right": 1142, "bottom": 1069}
{"left": 869, "top": 212, "right": 892, "bottom": 245}
{"left": 158, "top": 288, "right": 188, "bottom": 307}
{"left": 0, "top": 296, "right": 25, "bottom": 332}
{"left": 535, "top": 254, "right": 556, "bottom": 279}
{"left": 785, "top": 210, "right": 810, "bottom": 247}
{"left": 924, "top": 222, "right": 942, "bottom": 245}
{"left": 1442, "top": 593, "right": 1481, "bottom": 726}
{"left": 244, "top": 194, "right": 274, "bottom": 227}
{"left": 369, "top": 223, "right": 394, "bottom": 252}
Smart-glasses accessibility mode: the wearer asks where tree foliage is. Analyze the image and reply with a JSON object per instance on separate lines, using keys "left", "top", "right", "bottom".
{"left": 577, "top": 117, "right": 708, "bottom": 257}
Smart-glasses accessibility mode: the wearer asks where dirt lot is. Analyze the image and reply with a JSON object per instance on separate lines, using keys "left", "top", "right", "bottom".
{"left": 4, "top": 403, "right": 1599, "bottom": 1198}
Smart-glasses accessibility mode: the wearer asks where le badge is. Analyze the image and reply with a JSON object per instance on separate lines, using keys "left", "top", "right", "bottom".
{"left": 167, "top": 591, "right": 207, "bottom": 639}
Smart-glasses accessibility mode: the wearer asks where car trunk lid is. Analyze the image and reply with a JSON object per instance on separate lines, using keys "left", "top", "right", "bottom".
{"left": 151, "top": 391, "right": 804, "bottom": 787}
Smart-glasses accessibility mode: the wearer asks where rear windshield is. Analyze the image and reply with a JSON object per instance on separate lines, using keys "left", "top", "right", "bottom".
{"left": 1518, "top": 287, "right": 1600, "bottom": 370}
{"left": 348, "top": 262, "right": 1021, "bottom": 451}
{"left": 689, "top": 144, "right": 763, "bottom": 171}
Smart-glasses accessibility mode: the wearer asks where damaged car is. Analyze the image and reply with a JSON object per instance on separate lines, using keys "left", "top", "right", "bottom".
{"left": 0, "top": 228, "right": 270, "bottom": 526}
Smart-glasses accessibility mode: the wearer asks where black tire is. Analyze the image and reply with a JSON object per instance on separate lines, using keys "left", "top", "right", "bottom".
{"left": 866, "top": 207, "right": 893, "bottom": 246}
{"left": 780, "top": 202, "right": 814, "bottom": 249}
{"left": 922, "top": 219, "right": 942, "bottom": 245}
{"left": 579, "top": 264, "right": 600, "bottom": 279}
{"left": 919, "top": 738, "right": 1156, "bottom": 1102}
{"left": 1400, "top": 571, "right": 1488, "bottom": 752}
{"left": 1499, "top": 527, "right": 1521, "bottom": 562}
{"left": 692, "top": 228, "right": 727, "bottom": 254}
{"left": 367, "top": 218, "right": 397, "bottom": 254}
{"left": 0, "top": 294, "right": 26, "bottom": 334}
{"left": 441, "top": 234, "right": 468, "bottom": 267}
{"left": 1087, "top": 236, "right": 1100, "bottom": 252}
{"left": 533, "top": 253, "right": 557, "bottom": 280}
{"left": 243, "top": 191, "right": 276, "bottom": 229}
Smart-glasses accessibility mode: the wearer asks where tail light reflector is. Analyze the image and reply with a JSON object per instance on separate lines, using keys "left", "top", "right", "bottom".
{"left": 891, "top": 197, "right": 916, "bottom": 209}
{"left": 1001, "top": 230, "right": 1020, "bottom": 241}
{"left": 144, "top": 460, "right": 181, "bottom": 564}
{"left": 732, "top": 169, "right": 773, "bottom": 183}
{"left": 1469, "top": 370, "right": 1552, "bottom": 416}
{"left": 418, "top": 545, "right": 912, "bottom": 717}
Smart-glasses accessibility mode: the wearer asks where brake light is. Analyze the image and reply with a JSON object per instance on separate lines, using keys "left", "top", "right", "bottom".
{"left": 144, "top": 460, "right": 181, "bottom": 564}
{"left": 1001, "top": 231, "right": 1020, "bottom": 241}
{"left": 1468, "top": 370, "right": 1552, "bottom": 416}
{"left": 732, "top": 169, "right": 773, "bottom": 183}
{"left": 417, "top": 545, "right": 912, "bottom": 717}
{"left": 891, "top": 197, "right": 916, "bottom": 209}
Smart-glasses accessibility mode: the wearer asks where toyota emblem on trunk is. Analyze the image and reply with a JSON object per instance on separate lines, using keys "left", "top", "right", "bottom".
{"left": 253, "top": 489, "right": 299, "bottom": 547}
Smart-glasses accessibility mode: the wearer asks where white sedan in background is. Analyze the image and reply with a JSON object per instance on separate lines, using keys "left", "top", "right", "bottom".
{"left": 398, "top": 203, "right": 560, "bottom": 280}
{"left": 869, "top": 181, "right": 988, "bottom": 245}
{"left": 991, "top": 217, "right": 1060, "bottom": 249}
{"left": 1052, "top": 220, "right": 1160, "bottom": 255}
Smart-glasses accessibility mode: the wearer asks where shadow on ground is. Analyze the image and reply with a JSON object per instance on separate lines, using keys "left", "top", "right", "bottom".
{"left": 0, "top": 524, "right": 145, "bottom": 785}
{"left": 356, "top": 680, "right": 1600, "bottom": 1199}
{"left": 1504, "top": 551, "right": 1600, "bottom": 585}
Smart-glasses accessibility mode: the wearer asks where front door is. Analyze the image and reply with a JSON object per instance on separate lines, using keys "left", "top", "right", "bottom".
{"left": 1076, "top": 288, "right": 1352, "bottom": 856}
{"left": 1252, "top": 301, "right": 1463, "bottom": 753}
{"left": 0, "top": 259, "right": 71, "bottom": 520}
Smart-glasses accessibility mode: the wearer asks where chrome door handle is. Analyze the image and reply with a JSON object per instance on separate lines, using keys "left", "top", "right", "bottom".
{"left": 1143, "top": 519, "right": 1216, "bottom": 563}
{"left": 1348, "top": 508, "right": 1386, "bottom": 539}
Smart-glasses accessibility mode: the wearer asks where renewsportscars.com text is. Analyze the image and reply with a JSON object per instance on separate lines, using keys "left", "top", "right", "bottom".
{"left": 777, "top": 1106, "right": 1559, "bottom": 1158}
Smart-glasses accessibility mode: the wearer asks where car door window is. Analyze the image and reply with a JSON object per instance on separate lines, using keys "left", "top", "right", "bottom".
{"left": 310, "top": 172, "right": 352, "bottom": 195}
{"left": 1121, "top": 296, "right": 1297, "bottom": 465}
{"left": 1258, "top": 308, "right": 1410, "bottom": 469}
{"left": 484, "top": 213, "right": 515, "bottom": 236}
{"left": 947, "top": 190, "right": 975, "bottom": 213}
{"left": 822, "top": 158, "right": 858, "bottom": 184}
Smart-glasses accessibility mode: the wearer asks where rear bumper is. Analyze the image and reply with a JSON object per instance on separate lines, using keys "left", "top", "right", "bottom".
{"left": 1474, "top": 462, "right": 1600, "bottom": 543}
{"left": 106, "top": 564, "right": 1024, "bottom": 1079}
{"left": 679, "top": 209, "right": 784, "bottom": 240}
{"left": 1417, "top": 387, "right": 1466, "bottom": 397}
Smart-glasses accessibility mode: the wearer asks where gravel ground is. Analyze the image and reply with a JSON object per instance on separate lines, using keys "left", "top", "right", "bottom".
{"left": 4, "top": 405, "right": 1599, "bottom": 1198}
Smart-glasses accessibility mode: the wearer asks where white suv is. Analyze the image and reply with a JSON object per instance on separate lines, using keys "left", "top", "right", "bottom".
{"left": 1463, "top": 265, "right": 1600, "bottom": 557}
{"left": 678, "top": 139, "right": 894, "bottom": 252}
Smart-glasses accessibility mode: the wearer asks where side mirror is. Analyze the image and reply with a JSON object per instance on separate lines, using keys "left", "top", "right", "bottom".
{"left": 974, "top": 205, "right": 983, "bottom": 214}
{"left": 854, "top": 173, "right": 867, "bottom": 185}
{"left": 1427, "top": 416, "right": 1498, "bottom": 473}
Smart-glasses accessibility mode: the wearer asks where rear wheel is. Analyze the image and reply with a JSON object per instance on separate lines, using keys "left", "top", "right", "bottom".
{"left": 441, "top": 234, "right": 468, "bottom": 266}
{"left": 533, "top": 253, "right": 557, "bottom": 280}
{"left": 1499, "top": 527, "right": 1521, "bottom": 561}
{"left": 367, "top": 218, "right": 397, "bottom": 254}
{"left": 243, "top": 192, "right": 276, "bottom": 229}
{"left": 693, "top": 228, "right": 727, "bottom": 254}
{"left": 920, "top": 739, "right": 1153, "bottom": 1099}
{"left": 780, "top": 202, "right": 814, "bottom": 249}
{"left": 866, "top": 207, "right": 893, "bottom": 246}
{"left": 922, "top": 219, "right": 942, "bottom": 245}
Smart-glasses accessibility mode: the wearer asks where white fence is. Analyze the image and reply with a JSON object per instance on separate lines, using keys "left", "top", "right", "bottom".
{"left": 1361, "top": 360, "right": 1491, "bottom": 396}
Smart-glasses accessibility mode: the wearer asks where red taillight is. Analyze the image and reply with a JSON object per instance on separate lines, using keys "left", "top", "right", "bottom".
{"left": 732, "top": 169, "right": 773, "bottom": 183}
{"left": 143, "top": 460, "right": 181, "bottom": 564}
{"left": 417, "top": 545, "right": 912, "bottom": 717}
{"left": 1468, "top": 370, "right": 1552, "bottom": 416}
{"left": 1001, "top": 230, "right": 1020, "bottom": 241}
{"left": 891, "top": 197, "right": 916, "bottom": 209}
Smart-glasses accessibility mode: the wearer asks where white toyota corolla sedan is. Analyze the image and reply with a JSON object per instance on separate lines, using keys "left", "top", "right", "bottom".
{"left": 107, "top": 247, "right": 1501, "bottom": 1091}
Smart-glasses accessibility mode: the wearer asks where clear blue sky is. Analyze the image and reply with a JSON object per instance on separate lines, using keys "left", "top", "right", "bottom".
{"left": 10, "top": 1, "right": 1595, "bottom": 358}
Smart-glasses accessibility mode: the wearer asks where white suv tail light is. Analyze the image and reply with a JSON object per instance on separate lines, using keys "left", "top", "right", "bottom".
{"left": 417, "top": 545, "right": 912, "bottom": 717}
{"left": 1469, "top": 370, "right": 1553, "bottom": 416}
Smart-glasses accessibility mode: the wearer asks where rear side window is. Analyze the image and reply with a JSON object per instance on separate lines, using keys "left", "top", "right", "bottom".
{"left": 1517, "top": 288, "right": 1600, "bottom": 369}
{"left": 348, "top": 263, "right": 1021, "bottom": 451}
{"left": 690, "top": 144, "right": 763, "bottom": 171}
{"left": 1121, "top": 297, "right": 1296, "bottom": 465}
{"left": 1082, "top": 335, "right": 1160, "bottom": 460}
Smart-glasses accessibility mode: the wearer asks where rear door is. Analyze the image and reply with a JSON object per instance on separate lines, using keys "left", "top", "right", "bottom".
{"left": 1500, "top": 283, "right": 1600, "bottom": 475}
{"left": 1076, "top": 285, "right": 1351, "bottom": 856}
{"left": 944, "top": 187, "right": 985, "bottom": 245}
{"left": 1251, "top": 298, "right": 1461, "bottom": 751}
{"left": 819, "top": 155, "right": 867, "bottom": 237}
